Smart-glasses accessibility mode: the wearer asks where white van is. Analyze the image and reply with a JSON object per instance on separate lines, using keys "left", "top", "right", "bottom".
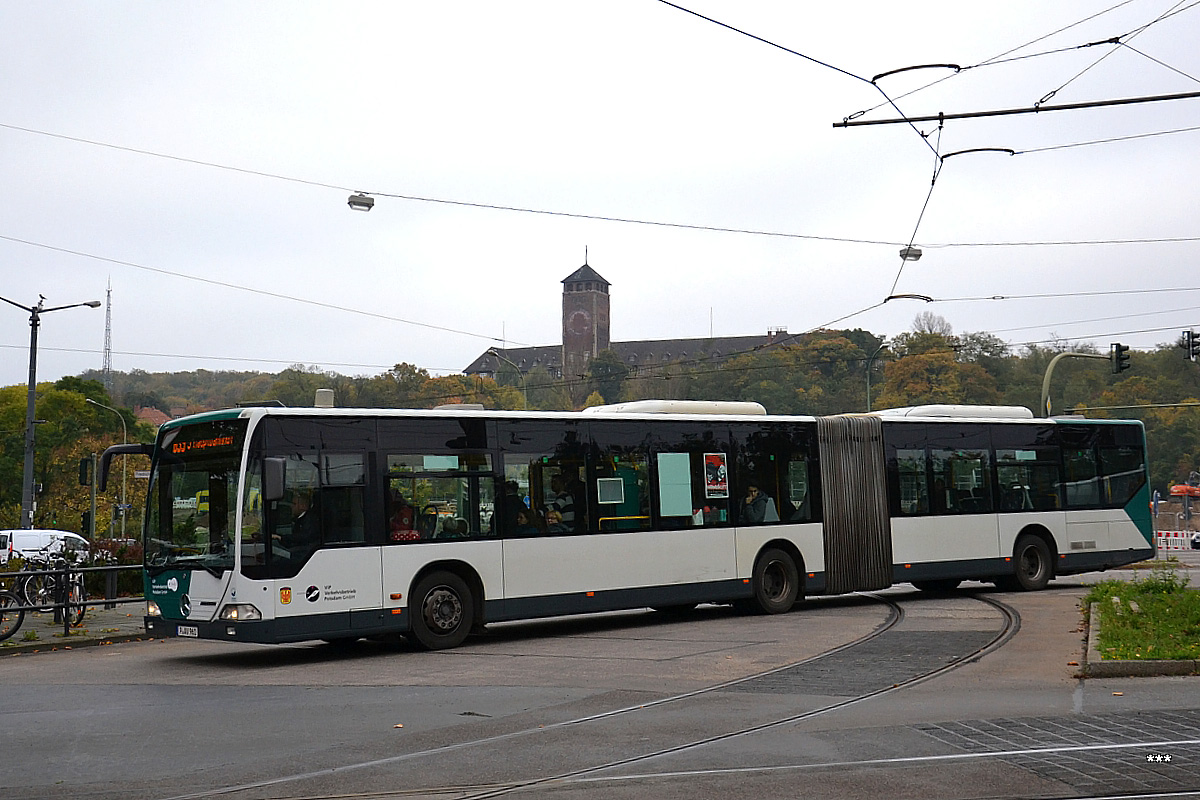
{"left": 0, "top": 529, "right": 91, "bottom": 564}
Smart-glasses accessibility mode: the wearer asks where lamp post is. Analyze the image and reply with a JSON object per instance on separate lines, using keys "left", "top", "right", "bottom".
{"left": 487, "top": 348, "right": 528, "bottom": 409}
{"left": 86, "top": 398, "right": 128, "bottom": 537}
{"left": 0, "top": 294, "right": 101, "bottom": 529}
{"left": 865, "top": 339, "right": 888, "bottom": 412}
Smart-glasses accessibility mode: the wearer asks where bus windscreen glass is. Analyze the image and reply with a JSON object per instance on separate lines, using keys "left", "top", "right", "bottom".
{"left": 146, "top": 418, "right": 248, "bottom": 574}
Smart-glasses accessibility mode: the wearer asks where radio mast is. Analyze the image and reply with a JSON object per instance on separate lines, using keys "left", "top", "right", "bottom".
{"left": 102, "top": 278, "right": 113, "bottom": 391}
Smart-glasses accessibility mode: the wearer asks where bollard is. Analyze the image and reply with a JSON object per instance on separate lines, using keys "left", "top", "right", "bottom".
{"left": 105, "top": 568, "right": 118, "bottom": 610}
{"left": 53, "top": 563, "right": 64, "bottom": 626}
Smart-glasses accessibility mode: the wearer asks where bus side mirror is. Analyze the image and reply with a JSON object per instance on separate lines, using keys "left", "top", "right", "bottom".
{"left": 263, "top": 458, "right": 286, "bottom": 503}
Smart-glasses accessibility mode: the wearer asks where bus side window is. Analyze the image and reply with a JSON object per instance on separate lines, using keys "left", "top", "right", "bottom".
{"left": 385, "top": 453, "right": 495, "bottom": 541}
{"left": 1063, "top": 448, "right": 1101, "bottom": 508}
{"left": 731, "top": 421, "right": 816, "bottom": 525}
{"left": 930, "top": 448, "right": 992, "bottom": 515}
{"left": 895, "top": 449, "right": 928, "bottom": 515}
{"left": 589, "top": 421, "right": 652, "bottom": 532}
{"left": 319, "top": 453, "right": 366, "bottom": 544}
{"left": 650, "top": 423, "right": 732, "bottom": 529}
{"left": 1099, "top": 446, "right": 1145, "bottom": 507}
{"left": 497, "top": 420, "right": 588, "bottom": 536}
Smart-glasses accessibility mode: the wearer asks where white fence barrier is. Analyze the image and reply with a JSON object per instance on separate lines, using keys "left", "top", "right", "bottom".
{"left": 1156, "top": 530, "right": 1194, "bottom": 551}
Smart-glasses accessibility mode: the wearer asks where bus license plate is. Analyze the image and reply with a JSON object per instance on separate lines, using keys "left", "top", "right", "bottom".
{"left": 177, "top": 625, "right": 199, "bottom": 638}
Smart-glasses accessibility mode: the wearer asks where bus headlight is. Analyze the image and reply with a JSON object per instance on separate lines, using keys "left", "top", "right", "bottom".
{"left": 147, "top": 600, "right": 162, "bottom": 617}
{"left": 219, "top": 604, "right": 262, "bottom": 621}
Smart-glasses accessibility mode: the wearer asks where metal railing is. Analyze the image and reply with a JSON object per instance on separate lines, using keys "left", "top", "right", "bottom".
{"left": 0, "top": 563, "right": 143, "bottom": 638}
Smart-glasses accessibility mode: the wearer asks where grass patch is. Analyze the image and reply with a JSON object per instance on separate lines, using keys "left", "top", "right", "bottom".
{"left": 1084, "top": 561, "right": 1200, "bottom": 661}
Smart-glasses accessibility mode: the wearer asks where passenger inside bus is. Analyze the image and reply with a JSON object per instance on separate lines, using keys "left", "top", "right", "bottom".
{"left": 740, "top": 482, "right": 780, "bottom": 525}
{"left": 548, "top": 474, "right": 577, "bottom": 530}
{"left": 502, "top": 480, "right": 528, "bottom": 534}
{"left": 388, "top": 491, "right": 419, "bottom": 541}
{"left": 513, "top": 508, "right": 541, "bottom": 536}
{"left": 742, "top": 483, "right": 768, "bottom": 523}
{"left": 274, "top": 488, "right": 320, "bottom": 561}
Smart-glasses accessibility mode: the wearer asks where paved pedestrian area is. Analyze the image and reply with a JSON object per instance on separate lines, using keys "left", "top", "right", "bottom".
{"left": 1, "top": 599, "right": 150, "bottom": 654}
{"left": 915, "top": 709, "right": 1200, "bottom": 794}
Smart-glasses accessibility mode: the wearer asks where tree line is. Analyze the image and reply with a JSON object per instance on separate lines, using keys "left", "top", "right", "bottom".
{"left": 3, "top": 314, "right": 1197, "bottom": 533}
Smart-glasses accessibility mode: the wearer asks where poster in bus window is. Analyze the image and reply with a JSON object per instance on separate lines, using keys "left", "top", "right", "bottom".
{"left": 704, "top": 453, "right": 728, "bottom": 498}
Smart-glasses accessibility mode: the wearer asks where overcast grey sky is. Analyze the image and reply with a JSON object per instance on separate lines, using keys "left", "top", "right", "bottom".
{"left": 2, "top": 1, "right": 1198, "bottom": 389}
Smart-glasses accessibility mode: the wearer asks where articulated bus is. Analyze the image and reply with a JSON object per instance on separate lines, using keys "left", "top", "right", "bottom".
{"left": 100, "top": 400, "right": 1153, "bottom": 650}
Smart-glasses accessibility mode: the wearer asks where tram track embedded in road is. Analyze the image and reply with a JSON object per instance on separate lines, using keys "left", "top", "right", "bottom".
{"left": 163, "top": 592, "right": 1021, "bottom": 800}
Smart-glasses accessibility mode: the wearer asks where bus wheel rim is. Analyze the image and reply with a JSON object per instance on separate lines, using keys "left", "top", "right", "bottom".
{"left": 763, "top": 560, "right": 789, "bottom": 600}
{"left": 424, "top": 587, "right": 463, "bottom": 632}
{"left": 1020, "top": 546, "right": 1043, "bottom": 579}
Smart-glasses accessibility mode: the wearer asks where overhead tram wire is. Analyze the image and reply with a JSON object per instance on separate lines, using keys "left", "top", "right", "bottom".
{"left": 978, "top": 304, "right": 1200, "bottom": 336}
{"left": 1117, "top": 40, "right": 1200, "bottom": 84}
{"left": 1030, "top": 0, "right": 1193, "bottom": 109}
{"left": 0, "top": 121, "right": 896, "bottom": 248}
{"left": 0, "top": 233, "right": 532, "bottom": 348}
{"left": 844, "top": 0, "right": 1141, "bottom": 118}
{"left": 842, "top": 1, "right": 1200, "bottom": 126}
{"left": 652, "top": 1, "right": 963, "bottom": 310}
{"left": 4, "top": 123, "right": 1198, "bottom": 248}
{"left": 935, "top": 286, "right": 1200, "bottom": 302}
{"left": 1014, "top": 123, "right": 1200, "bottom": 154}
{"left": 654, "top": 0, "right": 938, "bottom": 159}
{"left": 841, "top": 0, "right": 1196, "bottom": 120}
{"left": 835, "top": 89, "right": 1200, "bottom": 127}
{"left": 0, "top": 342, "right": 447, "bottom": 374}
{"left": 0, "top": 122, "right": 351, "bottom": 193}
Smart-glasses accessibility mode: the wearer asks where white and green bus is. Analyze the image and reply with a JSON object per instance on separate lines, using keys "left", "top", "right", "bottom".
{"left": 101, "top": 401, "right": 1153, "bottom": 650}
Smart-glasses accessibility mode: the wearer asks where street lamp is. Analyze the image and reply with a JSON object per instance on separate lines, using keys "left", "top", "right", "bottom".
{"left": 0, "top": 294, "right": 101, "bottom": 529}
{"left": 347, "top": 192, "right": 375, "bottom": 211}
{"left": 487, "top": 348, "right": 528, "bottom": 409}
{"left": 86, "top": 398, "right": 128, "bottom": 537}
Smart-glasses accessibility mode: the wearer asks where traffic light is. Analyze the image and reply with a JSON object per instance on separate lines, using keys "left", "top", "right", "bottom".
{"left": 79, "top": 456, "right": 92, "bottom": 486}
{"left": 81, "top": 510, "right": 91, "bottom": 534}
{"left": 1110, "top": 342, "right": 1131, "bottom": 373}
{"left": 1185, "top": 330, "right": 1200, "bottom": 362}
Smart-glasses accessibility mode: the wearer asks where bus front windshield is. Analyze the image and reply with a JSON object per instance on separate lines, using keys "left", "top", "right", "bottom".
{"left": 146, "top": 418, "right": 248, "bottom": 575}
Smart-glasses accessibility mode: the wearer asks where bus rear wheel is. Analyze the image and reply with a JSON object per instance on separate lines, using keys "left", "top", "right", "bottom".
{"left": 1000, "top": 535, "right": 1052, "bottom": 591}
{"left": 409, "top": 571, "right": 474, "bottom": 650}
{"left": 743, "top": 548, "right": 800, "bottom": 614}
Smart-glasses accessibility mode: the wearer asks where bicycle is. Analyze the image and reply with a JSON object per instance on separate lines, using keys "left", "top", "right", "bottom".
{"left": 20, "top": 549, "right": 87, "bottom": 627}
{"left": 0, "top": 588, "right": 23, "bottom": 642}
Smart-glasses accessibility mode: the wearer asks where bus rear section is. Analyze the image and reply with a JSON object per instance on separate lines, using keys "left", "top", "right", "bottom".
{"left": 872, "top": 408, "right": 1153, "bottom": 591}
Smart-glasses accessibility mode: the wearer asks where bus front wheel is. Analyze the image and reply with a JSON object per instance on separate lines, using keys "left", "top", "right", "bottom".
{"left": 1000, "top": 535, "right": 1052, "bottom": 591}
{"left": 409, "top": 571, "right": 474, "bottom": 650}
{"left": 743, "top": 548, "right": 800, "bottom": 614}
